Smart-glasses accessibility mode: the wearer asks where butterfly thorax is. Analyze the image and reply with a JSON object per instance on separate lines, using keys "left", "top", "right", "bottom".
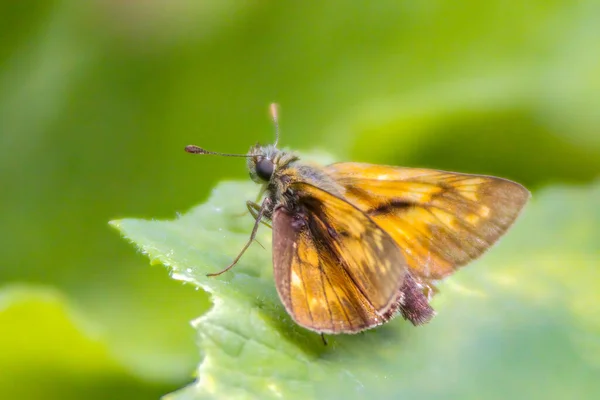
{"left": 246, "top": 144, "right": 345, "bottom": 216}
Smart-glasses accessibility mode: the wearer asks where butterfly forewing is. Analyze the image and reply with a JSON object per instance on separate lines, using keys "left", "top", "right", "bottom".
{"left": 325, "top": 163, "right": 530, "bottom": 280}
{"left": 272, "top": 182, "right": 408, "bottom": 334}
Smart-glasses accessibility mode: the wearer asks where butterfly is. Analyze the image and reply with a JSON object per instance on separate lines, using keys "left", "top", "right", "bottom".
{"left": 185, "top": 104, "right": 530, "bottom": 334}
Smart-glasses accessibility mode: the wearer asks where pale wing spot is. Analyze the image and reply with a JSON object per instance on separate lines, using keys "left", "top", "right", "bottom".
{"left": 461, "top": 190, "right": 478, "bottom": 202}
{"left": 479, "top": 205, "right": 491, "bottom": 218}
{"left": 465, "top": 205, "right": 491, "bottom": 225}
{"left": 460, "top": 185, "right": 481, "bottom": 192}
{"left": 458, "top": 178, "right": 487, "bottom": 186}
{"left": 401, "top": 189, "right": 435, "bottom": 204}
{"left": 291, "top": 270, "right": 303, "bottom": 288}
{"left": 359, "top": 181, "right": 440, "bottom": 202}
{"left": 430, "top": 207, "right": 457, "bottom": 229}
{"left": 465, "top": 213, "right": 481, "bottom": 226}
{"left": 374, "top": 233, "right": 385, "bottom": 251}
{"left": 309, "top": 297, "right": 325, "bottom": 308}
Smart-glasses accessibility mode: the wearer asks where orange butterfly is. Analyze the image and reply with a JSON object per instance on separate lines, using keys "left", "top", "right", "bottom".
{"left": 186, "top": 104, "right": 530, "bottom": 334}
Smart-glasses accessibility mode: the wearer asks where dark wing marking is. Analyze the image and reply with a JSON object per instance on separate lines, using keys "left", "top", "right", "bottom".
{"left": 325, "top": 162, "right": 530, "bottom": 280}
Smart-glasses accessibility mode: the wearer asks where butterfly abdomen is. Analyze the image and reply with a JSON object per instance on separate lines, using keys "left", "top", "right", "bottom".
{"left": 384, "top": 273, "right": 435, "bottom": 326}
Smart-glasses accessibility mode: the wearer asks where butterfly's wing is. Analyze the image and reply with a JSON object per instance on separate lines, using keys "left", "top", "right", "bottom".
{"left": 272, "top": 182, "right": 433, "bottom": 334}
{"left": 325, "top": 163, "right": 530, "bottom": 281}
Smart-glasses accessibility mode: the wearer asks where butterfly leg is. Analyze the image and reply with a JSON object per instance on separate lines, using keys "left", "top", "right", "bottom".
{"left": 245, "top": 201, "right": 268, "bottom": 249}
{"left": 207, "top": 198, "right": 272, "bottom": 277}
{"left": 247, "top": 201, "right": 272, "bottom": 228}
{"left": 320, "top": 333, "right": 328, "bottom": 346}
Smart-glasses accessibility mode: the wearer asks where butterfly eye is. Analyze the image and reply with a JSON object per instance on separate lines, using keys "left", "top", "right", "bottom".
{"left": 256, "top": 158, "right": 274, "bottom": 181}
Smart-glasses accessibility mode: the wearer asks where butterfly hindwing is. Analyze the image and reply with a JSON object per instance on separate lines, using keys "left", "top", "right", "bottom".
{"left": 272, "top": 182, "right": 411, "bottom": 334}
{"left": 325, "top": 162, "right": 530, "bottom": 281}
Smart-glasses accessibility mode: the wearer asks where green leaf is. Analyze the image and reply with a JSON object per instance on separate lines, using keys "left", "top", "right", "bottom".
{"left": 0, "top": 285, "right": 179, "bottom": 399}
{"left": 112, "top": 177, "right": 600, "bottom": 400}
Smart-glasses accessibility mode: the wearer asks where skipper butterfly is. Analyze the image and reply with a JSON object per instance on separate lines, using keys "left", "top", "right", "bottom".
{"left": 185, "top": 104, "right": 529, "bottom": 334}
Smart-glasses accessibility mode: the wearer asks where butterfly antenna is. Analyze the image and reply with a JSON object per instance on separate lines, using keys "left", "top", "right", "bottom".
{"left": 184, "top": 145, "right": 252, "bottom": 157}
{"left": 270, "top": 103, "right": 280, "bottom": 147}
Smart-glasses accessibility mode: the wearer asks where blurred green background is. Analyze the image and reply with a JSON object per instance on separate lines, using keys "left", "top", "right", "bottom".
{"left": 1, "top": 1, "right": 599, "bottom": 399}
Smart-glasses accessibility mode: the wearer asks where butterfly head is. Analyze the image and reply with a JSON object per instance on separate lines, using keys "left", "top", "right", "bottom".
{"left": 247, "top": 144, "right": 278, "bottom": 183}
{"left": 246, "top": 142, "right": 298, "bottom": 184}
